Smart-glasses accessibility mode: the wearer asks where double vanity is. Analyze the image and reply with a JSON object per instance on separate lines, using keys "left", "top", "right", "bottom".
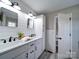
{"left": 0, "top": 36, "right": 44, "bottom": 59}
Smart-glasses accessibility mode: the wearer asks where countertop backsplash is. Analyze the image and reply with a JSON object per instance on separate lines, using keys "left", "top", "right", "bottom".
{"left": 0, "top": 27, "right": 35, "bottom": 41}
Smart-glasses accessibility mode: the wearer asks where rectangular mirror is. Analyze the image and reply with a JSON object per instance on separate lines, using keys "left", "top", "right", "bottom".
{"left": 27, "top": 18, "right": 34, "bottom": 29}
{"left": 0, "top": 7, "right": 18, "bottom": 27}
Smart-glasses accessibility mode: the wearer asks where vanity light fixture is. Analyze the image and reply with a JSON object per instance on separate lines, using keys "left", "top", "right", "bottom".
{"left": 11, "top": 2, "right": 21, "bottom": 10}
{"left": 28, "top": 12, "right": 33, "bottom": 17}
{"left": 32, "top": 16, "right": 36, "bottom": 19}
{"left": 28, "top": 12, "right": 36, "bottom": 19}
{"left": 1, "top": 0, "right": 12, "bottom": 5}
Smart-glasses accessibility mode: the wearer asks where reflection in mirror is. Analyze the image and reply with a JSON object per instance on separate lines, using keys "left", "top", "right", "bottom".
{"left": 27, "top": 18, "right": 34, "bottom": 29}
{"left": 0, "top": 7, "right": 18, "bottom": 27}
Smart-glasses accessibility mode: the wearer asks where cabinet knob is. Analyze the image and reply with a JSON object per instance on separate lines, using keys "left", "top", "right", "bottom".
{"left": 12, "top": 58, "right": 14, "bottom": 59}
{"left": 56, "top": 37, "right": 62, "bottom": 40}
{"left": 30, "top": 50, "right": 34, "bottom": 53}
{"left": 30, "top": 44, "right": 34, "bottom": 46}
{"left": 26, "top": 53, "right": 28, "bottom": 58}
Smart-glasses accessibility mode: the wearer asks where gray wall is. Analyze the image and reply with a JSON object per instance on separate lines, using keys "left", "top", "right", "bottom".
{"left": 46, "top": 5, "right": 79, "bottom": 30}
{"left": 46, "top": 5, "right": 79, "bottom": 56}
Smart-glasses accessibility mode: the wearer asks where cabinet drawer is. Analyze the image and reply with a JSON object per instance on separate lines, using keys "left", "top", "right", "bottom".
{"left": 11, "top": 45, "right": 27, "bottom": 58}
{"left": 12, "top": 51, "right": 28, "bottom": 59}
{"left": 28, "top": 46, "right": 35, "bottom": 59}
{"left": 28, "top": 46, "right": 35, "bottom": 53}
{"left": 0, "top": 52, "right": 12, "bottom": 59}
{"left": 27, "top": 41, "right": 35, "bottom": 49}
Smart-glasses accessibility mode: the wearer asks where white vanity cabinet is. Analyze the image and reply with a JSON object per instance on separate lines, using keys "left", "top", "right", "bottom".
{"left": 0, "top": 45, "right": 28, "bottom": 59}
{"left": 0, "top": 38, "right": 44, "bottom": 59}
{"left": 35, "top": 38, "right": 43, "bottom": 59}
{"left": 0, "top": 38, "right": 45, "bottom": 59}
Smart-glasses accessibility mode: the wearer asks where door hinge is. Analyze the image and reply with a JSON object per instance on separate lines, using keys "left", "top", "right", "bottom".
{"left": 69, "top": 33, "right": 71, "bottom": 36}
{"left": 69, "top": 49, "right": 71, "bottom": 53}
{"left": 26, "top": 53, "right": 28, "bottom": 58}
{"left": 69, "top": 17, "right": 71, "bottom": 21}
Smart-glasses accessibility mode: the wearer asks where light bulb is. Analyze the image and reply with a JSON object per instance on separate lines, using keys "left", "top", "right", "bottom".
{"left": 1, "top": 0, "right": 12, "bottom": 5}
{"left": 28, "top": 13, "right": 33, "bottom": 17}
{"left": 32, "top": 16, "right": 36, "bottom": 19}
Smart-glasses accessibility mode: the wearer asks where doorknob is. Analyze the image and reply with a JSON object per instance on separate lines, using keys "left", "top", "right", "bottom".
{"left": 56, "top": 37, "right": 62, "bottom": 40}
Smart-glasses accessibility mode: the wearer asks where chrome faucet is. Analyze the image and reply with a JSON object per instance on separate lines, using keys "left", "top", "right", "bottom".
{"left": 9, "top": 36, "right": 18, "bottom": 42}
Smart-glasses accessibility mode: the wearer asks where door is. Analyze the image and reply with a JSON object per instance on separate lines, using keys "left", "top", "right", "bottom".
{"left": 56, "top": 13, "right": 72, "bottom": 59}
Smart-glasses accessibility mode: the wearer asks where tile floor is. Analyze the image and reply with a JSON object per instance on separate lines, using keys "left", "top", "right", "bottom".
{"left": 39, "top": 51, "right": 57, "bottom": 59}
{"left": 39, "top": 51, "right": 78, "bottom": 59}
{"left": 39, "top": 52, "right": 78, "bottom": 59}
{"left": 49, "top": 54, "right": 58, "bottom": 59}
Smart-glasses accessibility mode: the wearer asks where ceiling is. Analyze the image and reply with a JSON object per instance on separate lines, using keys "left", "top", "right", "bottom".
{"left": 22, "top": 0, "right": 79, "bottom": 14}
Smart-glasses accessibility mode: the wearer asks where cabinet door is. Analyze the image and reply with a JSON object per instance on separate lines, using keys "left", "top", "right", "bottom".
{"left": 34, "top": 15, "right": 45, "bottom": 52}
{"left": 40, "top": 38, "right": 45, "bottom": 52}
{"left": 34, "top": 15, "right": 43, "bottom": 37}
{"left": 0, "top": 43, "right": 27, "bottom": 59}
{"left": 27, "top": 42, "right": 35, "bottom": 59}
{"left": 28, "top": 45, "right": 35, "bottom": 59}
{"left": 35, "top": 39, "right": 42, "bottom": 59}
{"left": 13, "top": 52, "right": 28, "bottom": 59}
{"left": 0, "top": 53, "right": 12, "bottom": 59}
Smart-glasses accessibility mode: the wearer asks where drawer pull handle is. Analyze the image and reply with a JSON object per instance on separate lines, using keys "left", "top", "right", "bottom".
{"left": 30, "top": 50, "right": 34, "bottom": 53}
{"left": 26, "top": 53, "right": 28, "bottom": 58}
{"left": 30, "top": 44, "right": 34, "bottom": 46}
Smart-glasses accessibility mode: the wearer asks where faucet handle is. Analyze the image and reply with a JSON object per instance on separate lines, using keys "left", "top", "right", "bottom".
{"left": 13, "top": 37, "right": 18, "bottom": 41}
{"left": 13, "top": 38, "right": 16, "bottom": 41}
{"left": 1, "top": 39, "right": 6, "bottom": 43}
{"left": 4, "top": 40, "right": 6, "bottom": 43}
{"left": 9, "top": 36, "right": 12, "bottom": 42}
